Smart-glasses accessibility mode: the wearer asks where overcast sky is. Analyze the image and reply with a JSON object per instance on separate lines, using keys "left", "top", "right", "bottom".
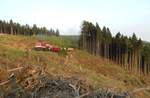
{"left": 0, "top": 0, "right": 150, "bottom": 41}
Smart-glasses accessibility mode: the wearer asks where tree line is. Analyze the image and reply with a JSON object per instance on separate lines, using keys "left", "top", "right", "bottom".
{"left": 79, "top": 20, "right": 150, "bottom": 76}
{"left": 0, "top": 20, "right": 59, "bottom": 36}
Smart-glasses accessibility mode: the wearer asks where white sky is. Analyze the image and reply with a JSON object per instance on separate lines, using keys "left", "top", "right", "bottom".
{"left": 0, "top": 0, "right": 150, "bottom": 41}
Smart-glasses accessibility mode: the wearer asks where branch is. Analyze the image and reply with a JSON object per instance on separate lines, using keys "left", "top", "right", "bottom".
{"left": 7, "top": 67, "right": 24, "bottom": 72}
{"left": 133, "top": 86, "right": 150, "bottom": 93}
{"left": 69, "top": 83, "right": 91, "bottom": 98}
{"left": 69, "top": 84, "right": 80, "bottom": 97}
{"left": 0, "top": 80, "right": 9, "bottom": 86}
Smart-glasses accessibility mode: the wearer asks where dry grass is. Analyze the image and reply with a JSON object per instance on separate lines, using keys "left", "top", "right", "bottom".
{"left": 0, "top": 35, "right": 150, "bottom": 98}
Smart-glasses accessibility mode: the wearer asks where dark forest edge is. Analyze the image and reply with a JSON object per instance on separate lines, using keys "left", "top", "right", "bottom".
{"left": 0, "top": 19, "right": 59, "bottom": 36}
{"left": 79, "top": 20, "right": 150, "bottom": 76}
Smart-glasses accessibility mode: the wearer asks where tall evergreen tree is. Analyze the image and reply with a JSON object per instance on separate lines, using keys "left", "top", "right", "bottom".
{"left": 79, "top": 20, "right": 150, "bottom": 76}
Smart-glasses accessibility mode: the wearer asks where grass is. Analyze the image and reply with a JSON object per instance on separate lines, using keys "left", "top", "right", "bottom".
{"left": 0, "top": 35, "right": 150, "bottom": 98}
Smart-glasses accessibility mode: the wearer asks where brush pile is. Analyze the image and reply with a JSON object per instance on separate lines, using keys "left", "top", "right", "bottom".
{"left": 0, "top": 65, "right": 133, "bottom": 98}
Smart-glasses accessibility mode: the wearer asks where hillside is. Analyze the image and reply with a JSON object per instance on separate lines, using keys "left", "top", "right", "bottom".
{"left": 0, "top": 35, "right": 150, "bottom": 98}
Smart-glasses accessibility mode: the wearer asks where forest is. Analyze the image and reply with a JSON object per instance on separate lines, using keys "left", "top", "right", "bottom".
{"left": 79, "top": 20, "right": 150, "bottom": 76}
{"left": 0, "top": 20, "right": 59, "bottom": 36}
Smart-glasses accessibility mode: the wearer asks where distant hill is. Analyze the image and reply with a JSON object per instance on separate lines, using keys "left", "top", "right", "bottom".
{"left": 60, "top": 35, "right": 80, "bottom": 47}
{"left": 143, "top": 41, "right": 150, "bottom": 45}
{"left": 60, "top": 35, "right": 79, "bottom": 41}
